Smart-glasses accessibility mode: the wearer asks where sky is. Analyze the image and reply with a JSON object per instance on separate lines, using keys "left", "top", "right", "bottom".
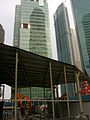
{"left": 0, "top": 0, "right": 73, "bottom": 99}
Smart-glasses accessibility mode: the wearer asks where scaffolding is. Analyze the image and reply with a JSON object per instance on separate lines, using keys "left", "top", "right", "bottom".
{"left": 0, "top": 43, "right": 89, "bottom": 120}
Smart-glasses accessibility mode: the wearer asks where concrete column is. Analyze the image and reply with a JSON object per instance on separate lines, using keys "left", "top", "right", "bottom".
{"left": 64, "top": 66, "right": 70, "bottom": 117}
{"left": 75, "top": 70, "right": 83, "bottom": 114}
{"left": 49, "top": 62, "right": 55, "bottom": 120}
{"left": 15, "top": 50, "right": 18, "bottom": 120}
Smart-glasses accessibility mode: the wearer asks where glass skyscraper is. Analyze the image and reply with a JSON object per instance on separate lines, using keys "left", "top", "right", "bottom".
{"left": 71, "top": 0, "right": 90, "bottom": 77}
{"left": 13, "top": 0, "right": 52, "bottom": 99}
{"left": 54, "top": 3, "right": 74, "bottom": 65}
{"left": 54, "top": 3, "right": 75, "bottom": 97}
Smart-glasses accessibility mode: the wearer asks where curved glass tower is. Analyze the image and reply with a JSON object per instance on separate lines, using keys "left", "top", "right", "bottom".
{"left": 71, "top": 0, "right": 90, "bottom": 76}
{"left": 54, "top": 3, "right": 75, "bottom": 97}
{"left": 82, "top": 13, "right": 90, "bottom": 64}
{"left": 54, "top": 3, "right": 74, "bottom": 65}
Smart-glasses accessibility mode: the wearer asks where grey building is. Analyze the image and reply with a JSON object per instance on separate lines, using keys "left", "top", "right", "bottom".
{"left": 71, "top": 28, "right": 83, "bottom": 71}
{"left": 71, "top": 0, "right": 90, "bottom": 77}
{"left": 13, "top": 0, "right": 52, "bottom": 99}
{"left": 0, "top": 24, "right": 4, "bottom": 44}
{"left": 54, "top": 3, "right": 75, "bottom": 97}
{"left": 54, "top": 3, "right": 74, "bottom": 65}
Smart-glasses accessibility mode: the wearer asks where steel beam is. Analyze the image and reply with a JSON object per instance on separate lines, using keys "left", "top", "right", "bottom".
{"left": 64, "top": 66, "right": 70, "bottom": 117}
{"left": 75, "top": 70, "right": 83, "bottom": 114}
{"left": 15, "top": 50, "right": 18, "bottom": 120}
{"left": 49, "top": 62, "right": 55, "bottom": 120}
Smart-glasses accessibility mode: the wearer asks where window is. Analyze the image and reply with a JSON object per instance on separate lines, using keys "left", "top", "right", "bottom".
{"left": 36, "top": 0, "right": 39, "bottom": 1}
{"left": 20, "top": 23, "right": 30, "bottom": 29}
{"left": 23, "top": 23, "right": 28, "bottom": 28}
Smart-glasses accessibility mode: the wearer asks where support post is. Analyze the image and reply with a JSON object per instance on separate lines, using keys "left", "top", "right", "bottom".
{"left": 43, "top": 87, "right": 46, "bottom": 114}
{"left": 75, "top": 70, "right": 83, "bottom": 114}
{"left": 15, "top": 50, "right": 18, "bottom": 120}
{"left": 64, "top": 66, "right": 70, "bottom": 117}
{"left": 49, "top": 62, "right": 55, "bottom": 120}
{"left": 30, "top": 87, "right": 31, "bottom": 99}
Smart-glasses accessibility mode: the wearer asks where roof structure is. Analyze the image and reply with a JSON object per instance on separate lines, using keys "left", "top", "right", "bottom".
{"left": 0, "top": 44, "right": 89, "bottom": 88}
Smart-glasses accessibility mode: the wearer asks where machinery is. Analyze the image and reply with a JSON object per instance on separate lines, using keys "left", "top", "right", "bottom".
{"left": 17, "top": 92, "right": 32, "bottom": 109}
{"left": 75, "top": 114, "right": 88, "bottom": 120}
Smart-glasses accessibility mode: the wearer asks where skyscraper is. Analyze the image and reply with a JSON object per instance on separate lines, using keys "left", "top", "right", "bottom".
{"left": 13, "top": 0, "right": 52, "bottom": 99}
{"left": 71, "top": 0, "right": 90, "bottom": 77}
{"left": 54, "top": 3, "right": 74, "bottom": 65}
{"left": 54, "top": 3, "right": 75, "bottom": 97}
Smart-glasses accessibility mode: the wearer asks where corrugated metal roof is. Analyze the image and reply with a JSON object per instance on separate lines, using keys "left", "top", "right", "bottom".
{"left": 0, "top": 44, "right": 89, "bottom": 88}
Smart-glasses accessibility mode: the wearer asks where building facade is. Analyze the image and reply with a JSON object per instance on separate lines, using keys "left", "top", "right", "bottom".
{"left": 13, "top": 0, "right": 52, "bottom": 99}
{"left": 54, "top": 3, "right": 74, "bottom": 65}
{"left": 70, "top": 28, "right": 84, "bottom": 71}
{"left": 71, "top": 0, "right": 90, "bottom": 77}
{"left": 0, "top": 24, "right": 4, "bottom": 44}
{"left": 54, "top": 3, "right": 75, "bottom": 97}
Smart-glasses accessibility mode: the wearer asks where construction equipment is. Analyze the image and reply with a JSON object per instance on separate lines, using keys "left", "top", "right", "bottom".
{"left": 17, "top": 92, "right": 32, "bottom": 109}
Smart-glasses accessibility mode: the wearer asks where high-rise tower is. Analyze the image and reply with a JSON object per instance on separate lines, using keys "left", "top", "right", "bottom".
{"left": 71, "top": 0, "right": 90, "bottom": 76}
{"left": 13, "top": 0, "right": 52, "bottom": 99}
{"left": 54, "top": 3, "right": 75, "bottom": 97}
{"left": 14, "top": 0, "right": 52, "bottom": 58}
{"left": 54, "top": 3, "right": 84, "bottom": 98}
{"left": 54, "top": 3, "right": 74, "bottom": 65}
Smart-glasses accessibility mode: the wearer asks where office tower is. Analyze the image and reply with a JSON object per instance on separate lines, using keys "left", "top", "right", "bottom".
{"left": 71, "top": 28, "right": 83, "bottom": 71}
{"left": 0, "top": 24, "right": 4, "bottom": 44}
{"left": 13, "top": 0, "right": 52, "bottom": 99}
{"left": 54, "top": 3, "right": 75, "bottom": 97}
{"left": 54, "top": 3, "right": 74, "bottom": 65}
{"left": 71, "top": 0, "right": 90, "bottom": 76}
{"left": 13, "top": 0, "right": 52, "bottom": 58}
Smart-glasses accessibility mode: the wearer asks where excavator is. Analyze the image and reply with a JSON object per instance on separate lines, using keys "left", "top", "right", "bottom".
{"left": 17, "top": 92, "right": 32, "bottom": 113}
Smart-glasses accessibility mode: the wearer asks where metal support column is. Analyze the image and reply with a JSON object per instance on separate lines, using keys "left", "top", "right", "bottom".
{"left": 49, "top": 62, "right": 55, "bottom": 120}
{"left": 64, "top": 66, "right": 70, "bottom": 117}
{"left": 43, "top": 87, "right": 46, "bottom": 114}
{"left": 15, "top": 50, "right": 18, "bottom": 120}
{"left": 30, "top": 87, "right": 31, "bottom": 99}
{"left": 75, "top": 71, "right": 83, "bottom": 115}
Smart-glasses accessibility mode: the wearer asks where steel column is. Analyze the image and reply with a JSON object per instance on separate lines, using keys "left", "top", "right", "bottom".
{"left": 15, "top": 50, "right": 18, "bottom": 120}
{"left": 75, "top": 71, "right": 83, "bottom": 114}
{"left": 64, "top": 66, "right": 70, "bottom": 117}
{"left": 30, "top": 87, "right": 31, "bottom": 99}
{"left": 43, "top": 87, "right": 47, "bottom": 114}
{"left": 49, "top": 62, "right": 55, "bottom": 120}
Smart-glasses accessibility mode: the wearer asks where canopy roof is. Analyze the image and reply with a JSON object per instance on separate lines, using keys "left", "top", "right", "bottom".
{"left": 0, "top": 44, "right": 89, "bottom": 88}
